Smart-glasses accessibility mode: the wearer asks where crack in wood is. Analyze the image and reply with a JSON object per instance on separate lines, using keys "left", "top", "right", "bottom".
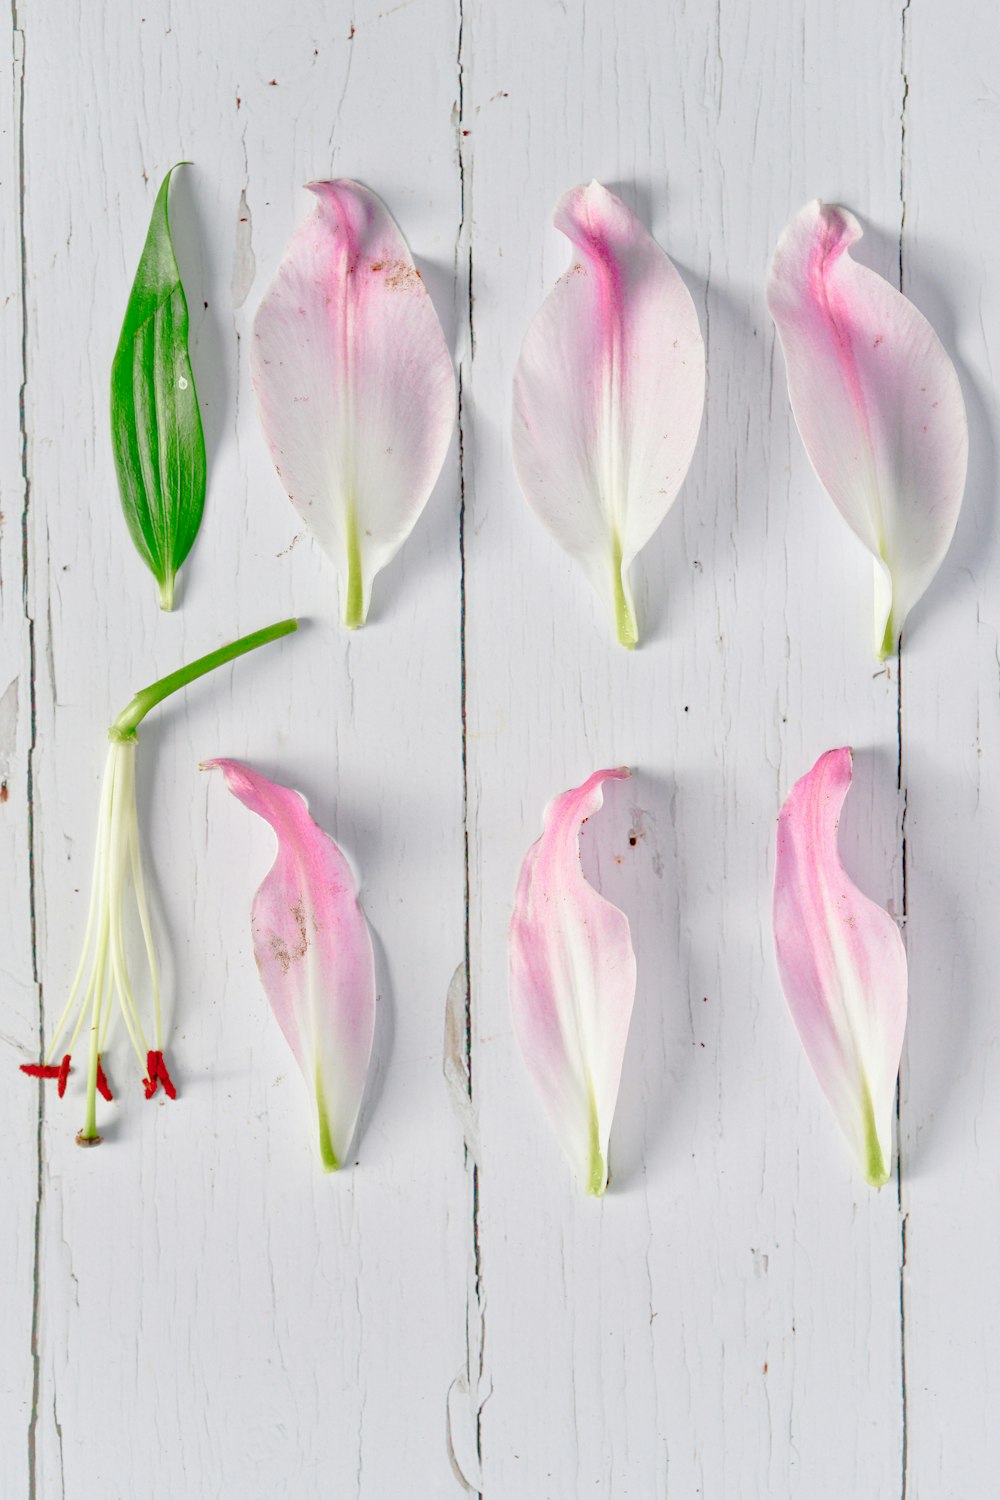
{"left": 9, "top": 3, "right": 46, "bottom": 1495}
{"left": 7, "top": 5, "right": 46, "bottom": 1494}
{"left": 455, "top": 0, "right": 484, "bottom": 1491}
{"left": 896, "top": 7, "right": 912, "bottom": 1496}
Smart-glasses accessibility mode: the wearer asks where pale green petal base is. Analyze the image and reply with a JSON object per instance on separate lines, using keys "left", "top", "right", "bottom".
{"left": 344, "top": 504, "right": 365, "bottom": 630}
{"left": 317, "top": 1074, "right": 340, "bottom": 1173}
{"left": 876, "top": 612, "right": 898, "bottom": 663}
{"left": 874, "top": 555, "right": 897, "bottom": 662}
{"left": 861, "top": 1080, "right": 890, "bottom": 1189}
{"left": 611, "top": 533, "right": 638, "bottom": 650}
{"left": 585, "top": 1085, "right": 608, "bottom": 1196}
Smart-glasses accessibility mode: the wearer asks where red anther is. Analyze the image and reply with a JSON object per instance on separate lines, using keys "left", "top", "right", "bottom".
{"left": 96, "top": 1057, "right": 113, "bottom": 1102}
{"left": 20, "top": 1062, "right": 61, "bottom": 1081}
{"left": 157, "top": 1055, "right": 177, "bottom": 1100}
{"left": 143, "top": 1050, "right": 177, "bottom": 1101}
{"left": 57, "top": 1054, "right": 71, "bottom": 1097}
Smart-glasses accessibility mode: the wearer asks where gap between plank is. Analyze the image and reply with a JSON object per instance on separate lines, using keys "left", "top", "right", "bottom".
{"left": 896, "top": 2, "right": 912, "bottom": 1495}
{"left": 455, "top": 0, "right": 485, "bottom": 1492}
{"left": 11, "top": 0, "right": 45, "bottom": 1494}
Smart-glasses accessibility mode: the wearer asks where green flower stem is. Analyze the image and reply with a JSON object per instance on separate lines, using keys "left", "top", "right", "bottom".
{"left": 109, "top": 618, "right": 298, "bottom": 741}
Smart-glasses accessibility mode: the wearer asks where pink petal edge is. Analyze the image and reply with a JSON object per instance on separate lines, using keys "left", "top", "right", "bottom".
{"left": 204, "top": 759, "right": 376, "bottom": 1172}
{"left": 509, "top": 767, "right": 637, "bottom": 1195}
{"left": 251, "top": 180, "right": 456, "bottom": 628}
{"left": 512, "top": 181, "right": 705, "bottom": 648}
{"left": 773, "top": 747, "right": 907, "bottom": 1187}
{"left": 767, "top": 200, "right": 968, "bottom": 659}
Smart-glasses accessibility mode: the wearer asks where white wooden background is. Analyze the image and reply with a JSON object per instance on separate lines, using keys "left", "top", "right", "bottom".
{"left": 1, "top": 0, "right": 995, "bottom": 1495}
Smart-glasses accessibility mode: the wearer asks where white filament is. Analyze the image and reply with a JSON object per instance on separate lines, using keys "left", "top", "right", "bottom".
{"left": 45, "top": 738, "right": 161, "bottom": 1068}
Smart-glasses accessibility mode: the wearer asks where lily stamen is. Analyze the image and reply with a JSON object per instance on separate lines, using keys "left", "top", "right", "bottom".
{"left": 20, "top": 618, "right": 298, "bottom": 1145}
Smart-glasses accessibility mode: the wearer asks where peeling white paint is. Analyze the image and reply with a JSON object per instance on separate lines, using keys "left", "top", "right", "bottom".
{"left": 1, "top": 1, "right": 995, "bottom": 1497}
{"left": 444, "top": 960, "right": 478, "bottom": 1164}
{"left": 231, "top": 187, "right": 256, "bottom": 309}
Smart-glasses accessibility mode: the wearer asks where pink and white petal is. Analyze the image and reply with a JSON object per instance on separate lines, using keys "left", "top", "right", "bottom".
{"left": 767, "top": 200, "right": 968, "bottom": 658}
{"left": 251, "top": 180, "right": 456, "bottom": 628}
{"left": 772, "top": 747, "right": 908, "bottom": 1187}
{"left": 205, "top": 759, "right": 376, "bottom": 1172}
{"left": 512, "top": 181, "right": 705, "bottom": 648}
{"left": 509, "top": 767, "right": 637, "bottom": 1194}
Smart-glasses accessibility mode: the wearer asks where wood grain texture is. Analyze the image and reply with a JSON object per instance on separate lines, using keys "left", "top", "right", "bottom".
{"left": 898, "top": 4, "right": 1000, "bottom": 1497}
{"left": 1, "top": 8, "right": 38, "bottom": 1498}
{"left": 9, "top": 2, "right": 467, "bottom": 1496}
{"left": 0, "top": 0, "right": 990, "bottom": 1496}
{"left": 465, "top": 3, "right": 909, "bottom": 1496}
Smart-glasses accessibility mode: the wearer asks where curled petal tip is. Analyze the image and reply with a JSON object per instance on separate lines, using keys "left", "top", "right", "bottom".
{"left": 509, "top": 768, "right": 638, "bottom": 1193}
{"left": 252, "top": 180, "right": 456, "bottom": 627}
{"left": 513, "top": 181, "right": 705, "bottom": 645}
{"left": 773, "top": 748, "right": 907, "bottom": 1185}
{"left": 768, "top": 199, "right": 967, "bottom": 654}
{"left": 210, "top": 759, "right": 376, "bottom": 1172}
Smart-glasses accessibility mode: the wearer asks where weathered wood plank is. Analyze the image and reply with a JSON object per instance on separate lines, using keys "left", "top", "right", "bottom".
{"left": 898, "top": 4, "right": 1000, "bottom": 1496}
{"left": 463, "top": 2, "right": 908, "bottom": 1495}
{"left": 6, "top": 0, "right": 996, "bottom": 1495}
{"left": 1, "top": 0, "right": 39, "bottom": 1490}
{"left": 20, "top": 1, "right": 469, "bottom": 1494}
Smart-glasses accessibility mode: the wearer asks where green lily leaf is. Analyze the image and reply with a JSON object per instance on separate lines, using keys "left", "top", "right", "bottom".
{"left": 110, "top": 163, "right": 206, "bottom": 611}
